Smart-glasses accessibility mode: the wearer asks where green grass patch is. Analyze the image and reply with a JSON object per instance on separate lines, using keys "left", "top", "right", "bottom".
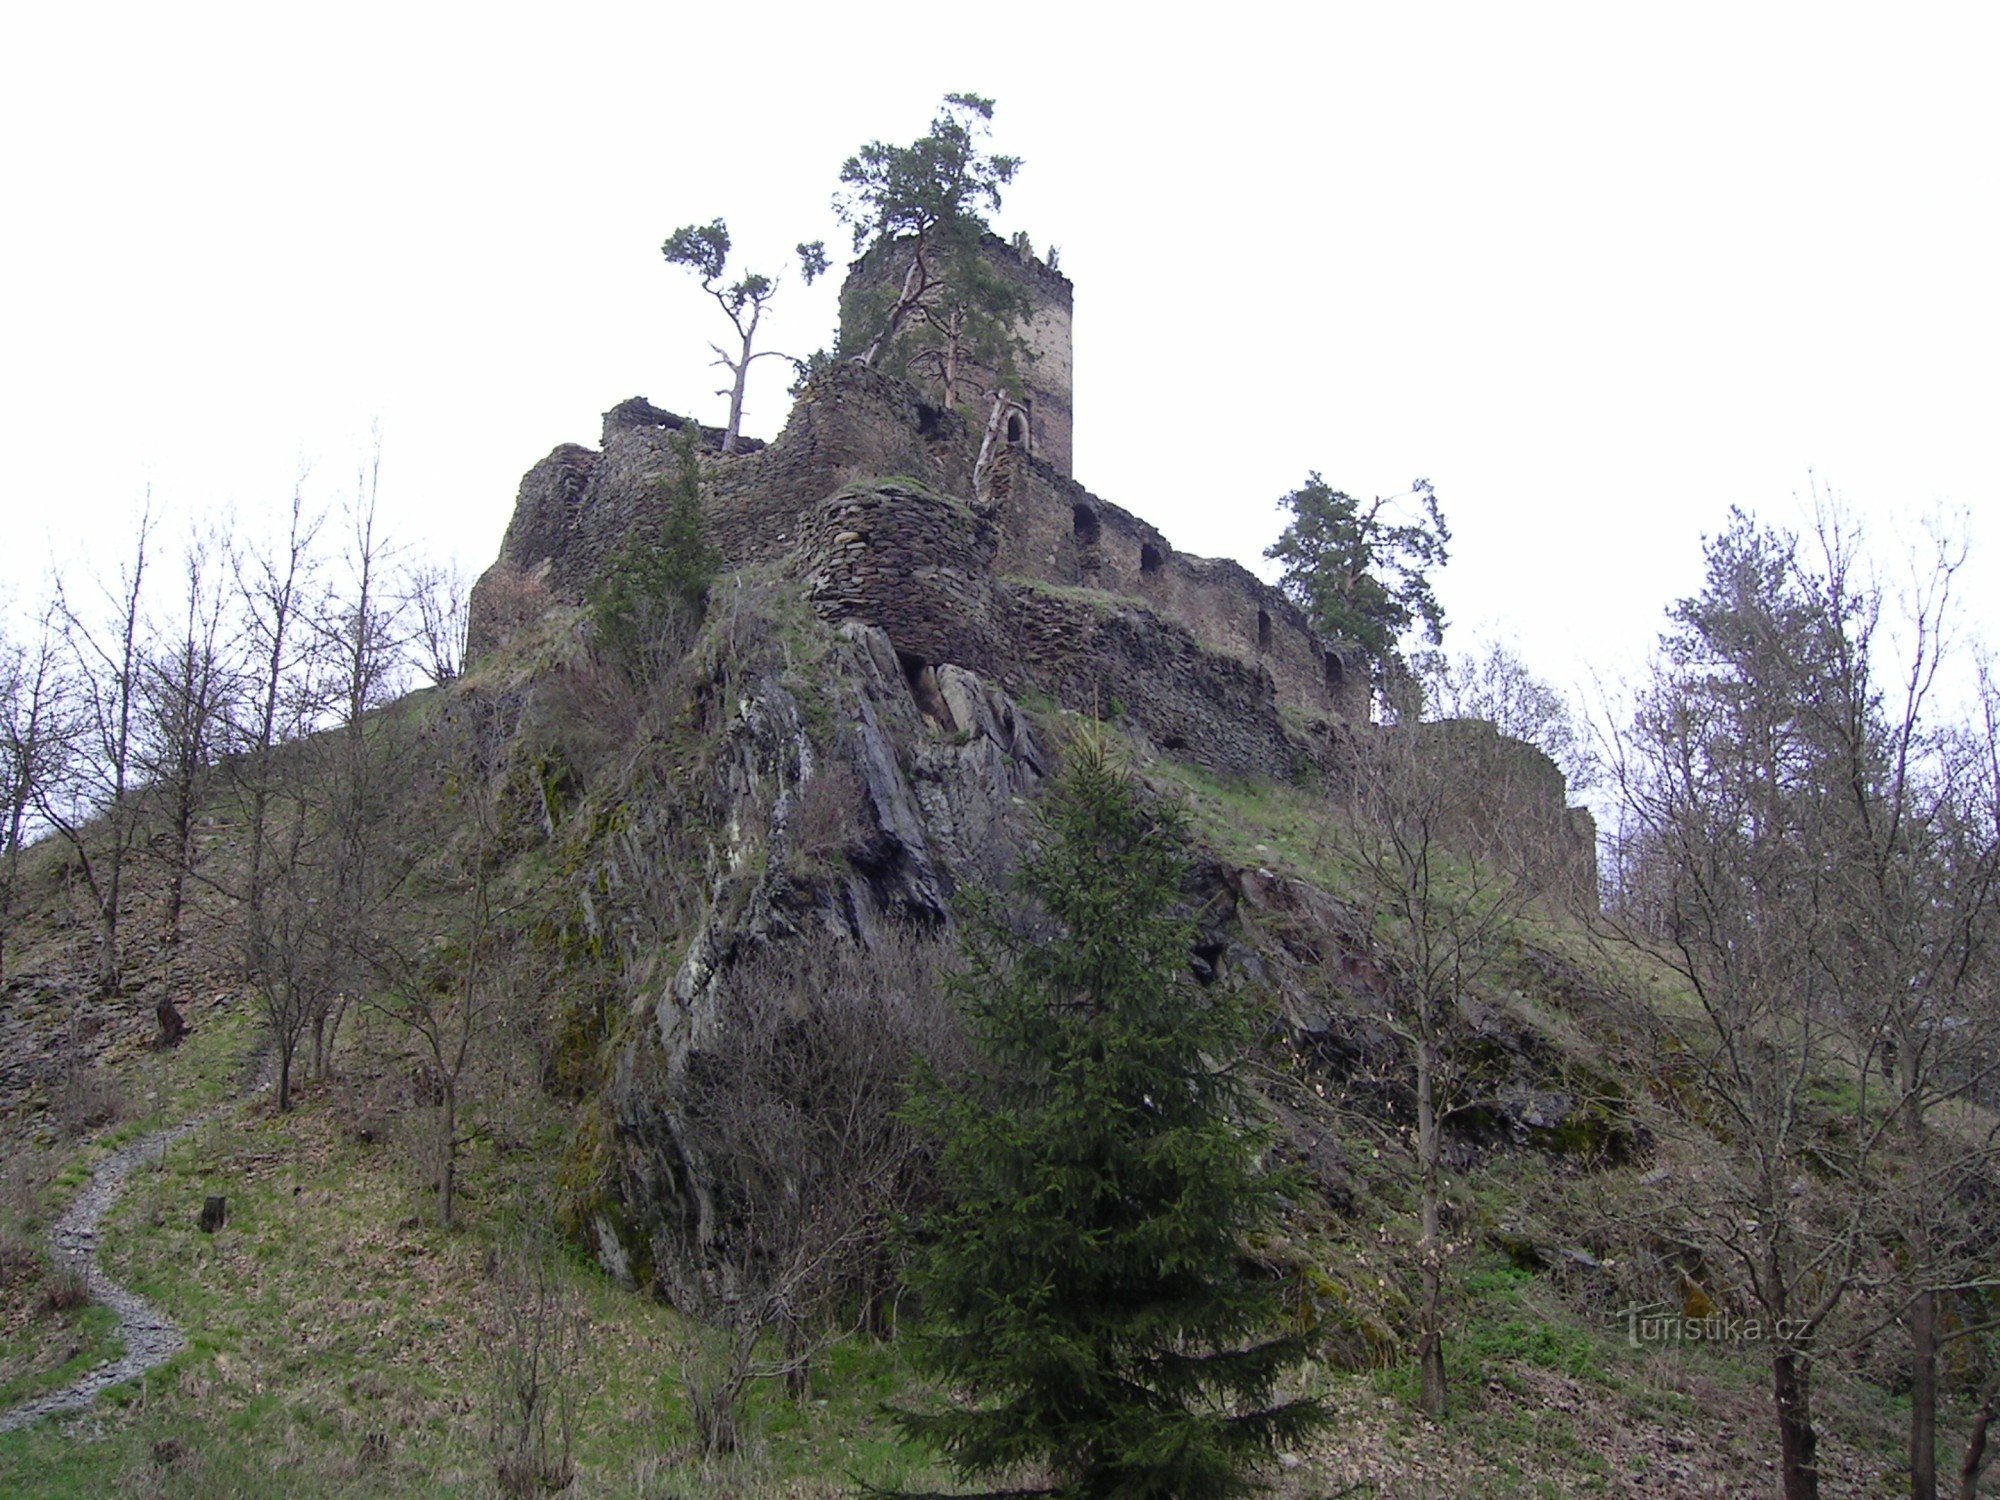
{"left": 0, "top": 1033, "right": 959, "bottom": 1498}
{"left": 0, "top": 1301, "right": 123, "bottom": 1409}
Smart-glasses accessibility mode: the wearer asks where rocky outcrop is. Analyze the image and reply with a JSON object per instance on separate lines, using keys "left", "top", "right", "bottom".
{"left": 591, "top": 618, "right": 1045, "bottom": 1288}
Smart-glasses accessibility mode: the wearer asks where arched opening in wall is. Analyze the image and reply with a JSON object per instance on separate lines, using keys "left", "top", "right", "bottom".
{"left": 1006, "top": 413, "right": 1024, "bottom": 445}
{"left": 897, "top": 650, "right": 958, "bottom": 733}
{"left": 1324, "top": 652, "right": 1344, "bottom": 695}
{"left": 1256, "top": 610, "right": 1272, "bottom": 651}
{"left": 1140, "top": 542, "right": 1163, "bottom": 575}
{"left": 1072, "top": 505, "right": 1100, "bottom": 546}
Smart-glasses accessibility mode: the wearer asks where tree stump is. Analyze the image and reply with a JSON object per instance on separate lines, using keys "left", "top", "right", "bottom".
{"left": 154, "top": 998, "right": 187, "bottom": 1049}
{"left": 198, "top": 1196, "right": 227, "bottom": 1233}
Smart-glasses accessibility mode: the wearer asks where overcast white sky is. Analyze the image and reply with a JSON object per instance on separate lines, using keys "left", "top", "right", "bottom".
{"left": 4, "top": 3, "right": 1995, "bottom": 711}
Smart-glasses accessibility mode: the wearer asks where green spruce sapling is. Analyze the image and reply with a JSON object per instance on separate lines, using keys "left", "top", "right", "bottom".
{"left": 892, "top": 733, "right": 1327, "bottom": 1499}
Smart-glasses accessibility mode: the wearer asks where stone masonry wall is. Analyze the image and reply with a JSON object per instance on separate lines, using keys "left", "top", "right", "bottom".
{"left": 992, "top": 585, "right": 1312, "bottom": 781}
{"left": 1411, "top": 719, "right": 1600, "bottom": 905}
{"left": 792, "top": 489, "right": 1314, "bottom": 781}
{"left": 987, "top": 452, "right": 1369, "bottom": 720}
{"left": 469, "top": 366, "right": 973, "bottom": 657}
{"left": 797, "top": 480, "right": 1007, "bottom": 674}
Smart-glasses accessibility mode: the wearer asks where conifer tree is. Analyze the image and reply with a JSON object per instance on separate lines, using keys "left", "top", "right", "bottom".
{"left": 893, "top": 734, "right": 1327, "bottom": 1499}
{"left": 1265, "top": 474, "right": 1449, "bottom": 683}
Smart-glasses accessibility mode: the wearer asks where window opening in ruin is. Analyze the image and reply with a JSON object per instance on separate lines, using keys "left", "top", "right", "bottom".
{"left": 1191, "top": 939, "right": 1227, "bottom": 986}
{"left": 897, "top": 650, "right": 958, "bottom": 732}
{"left": 1140, "top": 542, "right": 1163, "bottom": 575}
{"left": 1072, "top": 504, "right": 1100, "bottom": 546}
{"left": 1257, "top": 610, "right": 1272, "bottom": 650}
{"left": 1006, "top": 413, "right": 1024, "bottom": 445}
{"left": 1324, "top": 651, "right": 1344, "bottom": 694}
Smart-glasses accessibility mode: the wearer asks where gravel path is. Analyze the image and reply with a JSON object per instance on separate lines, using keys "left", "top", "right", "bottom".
{"left": 0, "top": 1117, "right": 207, "bottom": 1433}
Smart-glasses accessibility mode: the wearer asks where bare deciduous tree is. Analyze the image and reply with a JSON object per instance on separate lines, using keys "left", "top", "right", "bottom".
{"left": 40, "top": 511, "right": 154, "bottom": 995}
{"left": 361, "top": 695, "right": 518, "bottom": 1229}
{"left": 1413, "top": 634, "right": 1598, "bottom": 795}
{"left": 306, "top": 474, "right": 411, "bottom": 1080}
{"left": 1327, "top": 708, "right": 1537, "bottom": 1417}
{"left": 0, "top": 610, "right": 65, "bottom": 985}
{"left": 655, "top": 934, "right": 956, "bottom": 1456}
{"left": 224, "top": 490, "right": 333, "bottom": 1108}
{"left": 134, "top": 527, "right": 237, "bottom": 972}
{"left": 1603, "top": 510, "right": 1919, "bottom": 1500}
{"left": 486, "top": 1228, "right": 591, "bottom": 1498}
{"left": 408, "top": 559, "right": 468, "bottom": 687}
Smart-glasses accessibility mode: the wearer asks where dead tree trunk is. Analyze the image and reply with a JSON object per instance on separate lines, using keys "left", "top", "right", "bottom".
{"left": 972, "top": 387, "right": 1012, "bottom": 500}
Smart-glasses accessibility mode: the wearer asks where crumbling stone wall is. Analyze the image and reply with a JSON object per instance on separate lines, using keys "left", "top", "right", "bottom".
{"left": 789, "top": 474, "right": 1327, "bottom": 781}
{"left": 1408, "top": 719, "right": 1599, "bottom": 906}
{"left": 468, "top": 366, "right": 973, "bottom": 658}
{"left": 798, "top": 480, "right": 1006, "bottom": 674}
{"left": 991, "top": 585, "right": 1315, "bottom": 781}
{"left": 987, "top": 453, "right": 1368, "bottom": 719}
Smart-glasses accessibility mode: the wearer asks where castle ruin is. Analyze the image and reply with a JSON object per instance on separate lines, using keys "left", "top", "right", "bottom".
{"left": 468, "top": 234, "right": 1593, "bottom": 892}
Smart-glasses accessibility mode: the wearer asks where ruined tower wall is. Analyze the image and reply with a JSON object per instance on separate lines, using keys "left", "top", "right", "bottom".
{"left": 837, "top": 233, "right": 1074, "bottom": 478}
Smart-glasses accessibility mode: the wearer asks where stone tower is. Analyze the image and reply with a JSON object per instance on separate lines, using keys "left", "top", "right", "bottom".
{"left": 837, "top": 231, "right": 1074, "bottom": 478}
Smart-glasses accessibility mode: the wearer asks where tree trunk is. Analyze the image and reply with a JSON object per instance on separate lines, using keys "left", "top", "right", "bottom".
{"left": 163, "top": 838, "right": 189, "bottom": 950}
{"left": 722, "top": 335, "right": 750, "bottom": 455}
{"left": 1911, "top": 1286, "right": 1938, "bottom": 1500}
{"left": 314, "top": 994, "right": 348, "bottom": 1081}
{"left": 439, "top": 1079, "right": 457, "bottom": 1229}
{"left": 861, "top": 251, "right": 928, "bottom": 368}
{"left": 96, "top": 852, "right": 123, "bottom": 996}
{"left": 1773, "top": 1347, "right": 1821, "bottom": 1500}
{"left": 972, "top": 387, "right": 1011, "bottom": 500}
{"left": 1415, "top": 1032, "right": 1447, "bottom": 1417}
{"left": 783, "top": 1314, "right": 810, "bottom": 1402}
{"left": 1901, "top": 1055, "right": 1937, "bottom": 1500}
{"left": 1960, "top": 1380, "right": 1996, "bottom": 1500}
{"left": 939, "top": 307, "right": 964, "bottom": 405}
{"left": 276, "top": 1038, "right": 294, "bottom": 1114}
{"left": 163, "top": 782, "right": 196, "bottom": 952}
